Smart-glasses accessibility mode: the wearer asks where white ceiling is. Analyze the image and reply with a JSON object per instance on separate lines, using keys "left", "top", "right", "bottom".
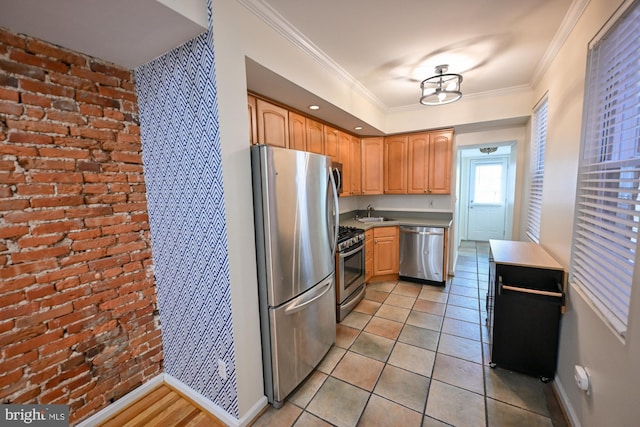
{"left": 0, "top": 0, "right": 583, "bottom": 134}
{"left": 244, "top": 0, "right": 579, "bottom": 110}
{"left": 0, "top": 0, "right": 207, "bottom": 69}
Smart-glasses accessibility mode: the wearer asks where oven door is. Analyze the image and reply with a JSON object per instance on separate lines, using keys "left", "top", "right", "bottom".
{"left": 336, "top": 242, "right": 365, "bottom": 304}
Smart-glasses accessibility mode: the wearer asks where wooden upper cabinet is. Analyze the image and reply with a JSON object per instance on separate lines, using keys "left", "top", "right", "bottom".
{"left": 349, "top": 135, "right": 361, "bottom": 196}
{"left": 338, "top": 132, "right": 351, "bottom": 196}
{"left": 428, "top": 129, "right": 453, "bottom": 194}
{"left": 289, "top": 111, "right": 307, "bottom": 151}
{"left": 306, "top": 118, "right": 324, "bottom": 154}
{"left": 407, "top": 129, "right": 453, "bottom": 194}
{"left": 384, "top": 135, "right": 408, "bottom": 194}
{"left": 324, "top": 126, "right": 340, "bottom": 162}
{"left": 407, "top": 132, "right": 430, "bottom": 194}
{"left": 256, "top": 98, "right": 288, "bottom": 148}
{"left": 361, "top": 137, "right": 383, "bottom": 195}
{"left": 247, "top": 95, "right": 257, "bottom": 145}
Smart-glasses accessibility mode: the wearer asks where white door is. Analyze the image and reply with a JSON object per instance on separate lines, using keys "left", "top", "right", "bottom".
{"left": 467, "top": 157, "right": 508, "bottom": 241}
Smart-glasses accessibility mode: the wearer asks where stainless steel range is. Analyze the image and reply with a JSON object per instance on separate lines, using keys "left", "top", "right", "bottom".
{"left": 336, "top": 225, "right": 366, "bottom": 321}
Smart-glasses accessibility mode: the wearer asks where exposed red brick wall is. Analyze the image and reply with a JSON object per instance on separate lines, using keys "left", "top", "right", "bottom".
{"left": 0, "top": 27, "right": 163, "bottom": 422}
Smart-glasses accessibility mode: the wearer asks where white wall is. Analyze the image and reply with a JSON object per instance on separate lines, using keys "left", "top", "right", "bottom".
{"left": 210, "top": 0, "right": 390, "bottom": 417}
{"left": 530, "top": 0, "right": 640, "bottom": 425}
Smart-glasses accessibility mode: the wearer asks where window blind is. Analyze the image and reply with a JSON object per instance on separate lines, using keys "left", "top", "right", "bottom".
{"left": 526, "top": 97, "right": 548, "bottom": 243}
{"left": 570, "top": 0, "right": 640, "bottom": 337}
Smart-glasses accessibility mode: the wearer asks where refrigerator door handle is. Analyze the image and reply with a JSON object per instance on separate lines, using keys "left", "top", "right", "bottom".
{"left": 328, "top": 167, "right": 339, "bottom": 259}
{"left": 284, "top": 277, "right": 333, "bottom": 315}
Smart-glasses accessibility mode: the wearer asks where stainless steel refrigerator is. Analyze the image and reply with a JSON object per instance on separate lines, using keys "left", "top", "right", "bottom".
{"left": 251, "top": 144, "right": 338, "bottom": 408}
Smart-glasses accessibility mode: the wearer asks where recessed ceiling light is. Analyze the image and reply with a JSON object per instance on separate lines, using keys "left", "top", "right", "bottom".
{"left": 354, "top": 126, "right": 363, "bottom": 130}
{"left": 309, "top": 105, "right": 320, "bottom": 110}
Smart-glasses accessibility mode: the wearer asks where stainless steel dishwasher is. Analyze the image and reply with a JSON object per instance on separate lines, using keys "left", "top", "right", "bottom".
{"left": 399, "top": 226, "right": 444, "bottom": 284}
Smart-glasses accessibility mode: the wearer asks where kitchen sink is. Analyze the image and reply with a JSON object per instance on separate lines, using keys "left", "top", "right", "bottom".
{"left": 357, "top": 217, "right": 394, "bottom": 223}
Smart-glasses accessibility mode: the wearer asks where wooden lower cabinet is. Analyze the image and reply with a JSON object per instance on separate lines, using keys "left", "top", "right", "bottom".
{"left": 372, "top": 226, "right": 399, "bottom": 278}
{"left": 365, "top": 229, "right": 373, "bottom": 282}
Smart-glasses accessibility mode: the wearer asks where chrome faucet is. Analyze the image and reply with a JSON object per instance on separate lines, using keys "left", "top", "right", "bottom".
{"left": 366, "top": 204, "right": 373, "bottom": 217}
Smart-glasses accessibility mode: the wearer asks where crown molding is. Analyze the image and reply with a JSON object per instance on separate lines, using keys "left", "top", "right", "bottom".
{"left": 237, "top": 0, "right": 386, "bottom": 110}
{"left": 531, "top": 0, "right": 591, "bottom": 86}
{"left": 387, "top": 84, "right": 532, "bottom": 114}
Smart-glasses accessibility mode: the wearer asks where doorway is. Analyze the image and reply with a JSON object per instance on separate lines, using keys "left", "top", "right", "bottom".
{"left": 467, "top": 157, "right": 508, "bottom": 240}
{"left": 457, "top": 144, "right": 516, "bottom": 242}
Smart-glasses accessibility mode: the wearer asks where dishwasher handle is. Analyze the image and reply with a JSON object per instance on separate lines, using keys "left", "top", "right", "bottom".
{"left": 400, "top": 228, "right": 444, "bottom": 236}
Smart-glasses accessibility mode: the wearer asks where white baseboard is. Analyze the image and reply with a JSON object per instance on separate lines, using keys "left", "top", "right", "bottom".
{"left": 163, "top": 374, "right": 268, "bottom": 427}
{"left": 76, "top": 374, "right": 165, "bottom": 426}
{"left": 554, "top": 377, "right": 581, "bottom": 427}
{"left": 74, "top": 373, "right": 268, "bottom": 427}
{"left": 237, "top": 395, "right": 269, "bottom": 427}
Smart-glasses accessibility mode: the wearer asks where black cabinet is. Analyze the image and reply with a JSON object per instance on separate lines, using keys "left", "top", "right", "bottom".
{"left": 487, "top": 240, "right": 564, "bottom": 380}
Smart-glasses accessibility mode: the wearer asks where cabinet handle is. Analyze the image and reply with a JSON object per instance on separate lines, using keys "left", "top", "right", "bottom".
{"left": 498, "top": 276, "right": 563, "bottom": 298}
{"left": 501, "top": 284, "right": 563, "bottom": 298}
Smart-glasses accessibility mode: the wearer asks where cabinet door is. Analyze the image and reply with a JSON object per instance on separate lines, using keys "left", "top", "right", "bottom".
{"left": 428, "top": 129, "right": 453, "bottom": 194}
{"left": 384, "top": 135, "right": 408, "bottom": 194}
{"left": 289, "top": 111, "right": 307, "bottom": 151}
{"left": 361, "top": 137, "right": 383, "bottom": 195}
{"left": 324, "top": 126, "right": 340, "bottom": 162}
{"left": 256, "top": 99, "right": 288, "bottom": 148}
{"left": 306, "top": 118, "right": 324, "bottom": 154}
{"left": 365, "top": 229, "right": 373, "bottom": 282}
{"left": 349, "top": 136, "right": 361, "bottom": 195}
{"left": 248, "top": 95, "right": 257, "bottom": 145}
{"left": 338, "top": 133, "right": 350, "bottom": 196}
{"left": 373, "top": 227, "right": 399, "bottom": 275}
{"left": 407, "top": 132, "right": 429, "bottom": 194}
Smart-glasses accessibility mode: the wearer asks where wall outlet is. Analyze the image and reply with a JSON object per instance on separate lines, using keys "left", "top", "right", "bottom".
{"left": 218, "top": 360, "right": 227, "bottom": 380}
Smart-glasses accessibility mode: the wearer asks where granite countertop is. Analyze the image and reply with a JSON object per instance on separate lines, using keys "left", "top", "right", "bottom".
{"left": 339, "top": 210, "right": 453, "bottom": 230}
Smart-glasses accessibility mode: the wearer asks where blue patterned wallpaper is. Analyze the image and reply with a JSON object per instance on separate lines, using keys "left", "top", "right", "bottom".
{"left": 133, "top": 1, "right": 238, "bottom": 417}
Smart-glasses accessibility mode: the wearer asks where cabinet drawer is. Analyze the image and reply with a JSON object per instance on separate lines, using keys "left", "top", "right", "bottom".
{"left": 373, "top": 226, "right": 396, "bottom": 238}
{"left": 365, "top": 243, "right": 373, "bottom": 261}
{"left": 365, "top": 230, "right": 373, "bottom": 261}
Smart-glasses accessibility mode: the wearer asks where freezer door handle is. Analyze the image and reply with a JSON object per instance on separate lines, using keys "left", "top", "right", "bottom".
{"left": 284, "top": 277, "right": 333, "bottom": 315}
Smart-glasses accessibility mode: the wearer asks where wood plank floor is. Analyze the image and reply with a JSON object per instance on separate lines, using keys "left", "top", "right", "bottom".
{"left": 98, "top": 384, "right": 227, "bottom": 427}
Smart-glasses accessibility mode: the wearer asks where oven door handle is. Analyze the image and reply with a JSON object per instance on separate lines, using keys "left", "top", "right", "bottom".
{"left": 339, "top": 243, "right": 363, "bottom": 258}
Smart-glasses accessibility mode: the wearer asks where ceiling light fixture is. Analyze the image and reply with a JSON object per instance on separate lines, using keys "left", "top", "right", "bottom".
{"left": 308, "top": 105, "right": 320, "bottom": 110}
{"left": 479, "top": 147, "right": 498, "bottom": 154}
{"left": 420, "top": 64, "right": 463, "bottom": 106}
{"left": 354, "top": 126, "right": 363, "bottom": 131}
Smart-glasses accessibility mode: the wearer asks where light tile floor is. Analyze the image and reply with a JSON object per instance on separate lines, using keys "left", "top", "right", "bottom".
{"left": 252, "top": 241, "right": 567, "bottom": 427}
